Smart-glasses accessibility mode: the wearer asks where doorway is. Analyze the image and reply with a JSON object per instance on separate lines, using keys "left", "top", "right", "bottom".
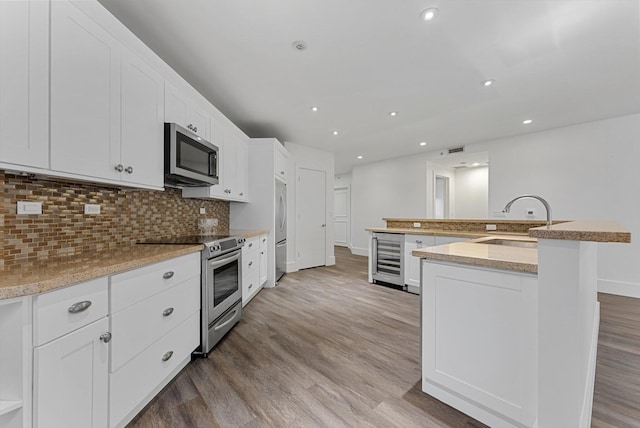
{"left": 334, "top": 186, "right": 350, "bottom": 247}
{"left": 296, "top": 167, "right": 326, "bottom": 269}
{"left": 434, "top": 176, "right": 449, "bottom": 219}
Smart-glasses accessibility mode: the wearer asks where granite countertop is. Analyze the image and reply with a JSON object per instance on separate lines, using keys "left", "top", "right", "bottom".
{"left": 412, "top": 236, "right": 538, "bottom": 273}
{"left": 529, "top": 220, "right": 631, "bottom": 243}
{"left": 230, "top": 229, "right": 270, "bottom": 239}
{"left": 0, "top": 244, "right": 203, "bottom": 300}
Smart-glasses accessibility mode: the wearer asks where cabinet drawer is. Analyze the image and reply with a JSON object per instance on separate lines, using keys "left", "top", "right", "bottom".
{"left": 242, "top": 250, "right": 260, "bottom": 305}
{"left": 109, "top": 276, "right": 199, "bottom": 372}
{"left": 110, "top": 253, "right": 199, "bottom": 313}
{"left": 274, "top": 149, "right": 288, "bottom": 181}
{"left": 109, "top": 312, "right": 199, "bottom": 427}
{"left": 242, "top": 236, "right": 259, "bottom": 255}
{"left": 33, "top": 277, "right": 108, "bottom": 346}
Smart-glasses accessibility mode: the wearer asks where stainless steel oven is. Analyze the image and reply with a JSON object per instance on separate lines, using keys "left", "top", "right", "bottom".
{"left": 199, "top": 237, "right": 245, "bottom": 356}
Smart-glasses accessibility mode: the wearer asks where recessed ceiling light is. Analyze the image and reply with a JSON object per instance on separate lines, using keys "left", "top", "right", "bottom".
{"left": 332, "top": 130, "right": 339, "bottom": 135}
{"left": 420, "top": 8, "right": 439, "bottom": 21}
{"left": 389, "top": 111, "right": 398, "bottom": 117}
{"left": 522, "top": 119, "right": 533, "bottom": 125}
{"left": 357, "top": 155, "right": 363, "bottom": 159}
{"left": 292, "top": 40, "right": 307, "bottom": 51}
{"left": 419, "top": 142, "right": 427, "bottom": 146}
{"left": 311, "top": 106, "right": 318, "bottom": 112}
{"left": 482, "top": 79, "right": 495, "bottom": 87}
{"left": 472, "top": 162, "right": 480, "bottom": 167}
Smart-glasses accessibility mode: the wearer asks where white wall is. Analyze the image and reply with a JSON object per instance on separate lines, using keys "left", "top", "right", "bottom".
{"left": 285, "top": 142, "right": 336, "bottom": 267}
{"left": 455, "top": 166, "right": 489, "bottom": 219}
{"left": 351, "top": 155, "right": 428, "bottom": 255}
{"left": 350, "top": 113, "right": 640, "bottom": 297}
{"left": 335, "top": 173, "right": 352, "bottom": 187}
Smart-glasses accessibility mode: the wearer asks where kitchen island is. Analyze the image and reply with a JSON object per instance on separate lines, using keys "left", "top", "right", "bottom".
{"left": 413, "top": 221, "right": 630, "bottom": 428}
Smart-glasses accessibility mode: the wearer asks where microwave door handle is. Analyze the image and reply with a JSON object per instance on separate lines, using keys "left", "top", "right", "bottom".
{"left": 209, "top": 252, "right": 240, "bottom": 269}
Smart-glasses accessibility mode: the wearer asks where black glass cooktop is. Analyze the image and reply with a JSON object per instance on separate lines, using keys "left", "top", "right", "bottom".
{"left": 138, "top": 235, "right": 232, "bottom": 245}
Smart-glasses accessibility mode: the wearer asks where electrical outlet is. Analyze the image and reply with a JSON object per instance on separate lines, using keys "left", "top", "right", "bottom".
{"left": 413, "top": 222, "right": 421, "bottom": 228}
{"left": 199, "top": 207, "right": 206, "bottom": 214}
{"left": 486, "top": 224, "right": 497, "bottom": 231}
{"left": 211, "top": 218, "right": 218, "bottom": 227}
{"left": 526, "top": 208, "right": 536, "bottom": 216}
{"left": 17, "top": 201, "right": 42, "bottom": 215}
{"left": 84, "top": 204, "right": 101, "bottom": 215}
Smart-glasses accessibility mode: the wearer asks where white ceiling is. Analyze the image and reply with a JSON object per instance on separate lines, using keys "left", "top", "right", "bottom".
{"left": 99, "top": 0, "right": 640, "bottom": 174}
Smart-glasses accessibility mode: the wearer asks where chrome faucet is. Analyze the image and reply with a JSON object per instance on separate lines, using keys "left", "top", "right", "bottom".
{"left": 502, "top": 195, "right": 553, "bottom": 229}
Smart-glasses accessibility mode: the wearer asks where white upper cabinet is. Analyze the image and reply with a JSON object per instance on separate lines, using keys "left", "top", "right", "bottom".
{"left": 0, "top": 0, "right": 48, "bottom": 169}
{"left": 49, "top": 1, "right": 164, "bottom": 189}
{"left": 182, "top": 127, "right": 249, "bottom": 202}
{"left": 274, "top": 148, "right": 288, "bottom": 182}
{"left": 120, "top": 50, "right": 164, "bottom": 188}
{"left": 164, "top": 82, "right": 210, "bottom": 141}
{"left": 50, "top": 0, "right": 122, "bottom": 182}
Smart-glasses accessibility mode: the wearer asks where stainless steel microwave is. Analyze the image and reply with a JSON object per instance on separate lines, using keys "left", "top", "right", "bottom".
{"left": 164, "top": 123, "right": 219, "bottom": 187}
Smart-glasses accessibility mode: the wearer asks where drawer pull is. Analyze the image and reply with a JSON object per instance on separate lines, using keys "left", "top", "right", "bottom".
{"left": 162, "top": 351, "right": 174, "bottom": 362}
{"left": 163, "top": 307, "right": 174, "bottom": 317}
{"left": 100, "top": 332, "right": 112, "bottom": 343}
{"left": 68, "top": 300, "right": 92, "bottom": 313}
{"left": 162, "top": 271, "right": 175, "bottom": 279}
{"left": 248, "top": 283, "right": 253, "bottom": 289}
{"left": 248, "top": 261, "right": 253, "bottom": 266}
{"left": 416, "top": 240, "right": 422, "bottom": 244}
{"left": 248, "top": 243, "right": 253, "bottom": 248}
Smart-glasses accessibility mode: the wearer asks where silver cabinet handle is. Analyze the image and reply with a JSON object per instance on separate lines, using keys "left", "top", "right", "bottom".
{"left": 248, "top": 283, "right": 253, "bottom": 289}
{"left": 114, "top": 164, "right": 124, "bottom": 172}
{"left": 125, "top": 166, "right": 133, "bottom": 174}
{"left": 163, "top": 307, "right": 174, "bottom": 317}
{"left": 163, "top": 271, "right": 174, "bottom": 279}
{"left": 321, "top": 224, "right": 326, "bottom": 227}
{"left": 280, "top": 171, "right": 285, "bottom": 175}
{"left": 68, "top": 301, "right": 92, "bottom": 313}
{"left": 416, "top": 240, "right": 422, "bottom": 244}
{"left": 248, "top": 243, "right": 253, "bottom": 248}
{"left": 162, "top": 351, "right": 173, "bottom": 362}
{"left": 100, "top": 332, "right": 112, "bottom": 343}
{"left": 248, "top": 261, "right": 253, "bottom": 266}
{"left": 260, "top": 251, "right": 264, "bottom": 255}
{"left": 262, "top": 238, "right": 266, "bottom": 243}
{"left": 239, "top": 192, "right": 243, "bottom": 196}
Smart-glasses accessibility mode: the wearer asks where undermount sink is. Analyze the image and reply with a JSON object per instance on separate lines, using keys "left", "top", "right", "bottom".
{"left": 478, "top": 239, "right": 537, "bottom": 249}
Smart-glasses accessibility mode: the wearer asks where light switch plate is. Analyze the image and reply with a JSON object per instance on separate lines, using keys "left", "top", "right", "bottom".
{"left": 84, "top": 204, "right": 101, "bottom": 215}
{"left": 413, "top": 222, "right": 421, "bottom": 228}
{"left": 486, "top": 224, "right": 497, "bottom": 231}
{"left": 17, "top": 201, "right": 42, "bottom": 215}
{"left": 199, "top": 208, "right": 206, "bottom": 214}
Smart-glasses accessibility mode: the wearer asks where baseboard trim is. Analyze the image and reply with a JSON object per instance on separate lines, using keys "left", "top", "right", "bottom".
{"left": 598, "top": 279, "right": 640, "bottom": 298}
{"left": 286, "top": 261, "right": 298, "bottom": 273}
{"left": 327, "top": 256, "right": 336, "bottom": 266}
{"left": 351, "top": 246, "right": 368, "bottom": 257}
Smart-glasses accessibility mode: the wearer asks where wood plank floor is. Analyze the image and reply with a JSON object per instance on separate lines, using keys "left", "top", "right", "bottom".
{"left": 129, "top": 247, "right": 640, "bottom": 427}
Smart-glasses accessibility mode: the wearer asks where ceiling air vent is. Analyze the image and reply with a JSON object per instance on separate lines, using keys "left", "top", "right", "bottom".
{"left": 448, "top": 146, "right": 465, "bottom": 154}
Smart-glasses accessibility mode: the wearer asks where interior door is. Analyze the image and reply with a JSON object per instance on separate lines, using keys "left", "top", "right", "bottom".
{"left": 296, "top": 167, "right": 326, "bottom": 269}
{"left": 334, "top": 187, "right": 350, "bottom": 247}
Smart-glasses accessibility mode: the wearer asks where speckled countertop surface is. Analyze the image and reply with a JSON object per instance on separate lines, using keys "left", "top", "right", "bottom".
{"left": 412, "top": 236, "right": 538, "bottom": 273}
{"left": 0, "top": 244, "right": 203, "bottom": 300}
{"left": 529, "top": 221, "right": 630, "bottom": 243}
{"left": 365, "top": 228, "right": 491, "bottom": 238}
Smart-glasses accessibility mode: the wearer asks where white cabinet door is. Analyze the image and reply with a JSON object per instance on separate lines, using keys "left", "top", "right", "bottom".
{"left": 164, "top": 82, "right": 209, "bottom": 140}
{"left": 404, "top": 235, "right": 435, "bottom": 294}
{"left": 259, "top": 235, "right": 268, "bottom": 286}
{"left": 0, "top": 0, "right": 48, "bottom": 169}
{"left": 235, "top": 137, "right": 248, "bottom": 201}
{"left": 222, "top": 132, "right": 237, "bottom": 197}
{"left": 274, "top": 148, "right": 288, "bottom": 182}
{"left": 50, "top": 0, "right": 121, "bottom": 181}
{"left": 120, "top": 49, "right": 164, "bottom": 188}
{"left": 33, "top": 317, "right": 109, "bottom": 428}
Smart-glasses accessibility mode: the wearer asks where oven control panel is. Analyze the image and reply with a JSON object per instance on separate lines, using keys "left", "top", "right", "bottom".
{"left": 206, "top": 237, "right": 245, "bottom": 258}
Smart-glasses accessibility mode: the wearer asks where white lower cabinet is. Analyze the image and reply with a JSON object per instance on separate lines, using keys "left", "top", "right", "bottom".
{"left": 24, "top": 252, "right": 201, "bottom": 428}
{"left": 404, "top": 235, "right": 435, "bottom": 294}
{"left": 259, "top": 235, "right": 268, "bottom": 286}
{"left": 109, "top": 313, "right": 199, "bottom": 428}
{"left": 108, "top": 253, "right": 200, "bottom": 428}
{"left": 33, "top": 317, "right": 109, "bottom": 428}
{"left": 242, "top": 236, "right": 261, "bottom": 306}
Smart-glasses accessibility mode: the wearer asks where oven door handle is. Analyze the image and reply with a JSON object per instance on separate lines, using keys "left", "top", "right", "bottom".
{"left": 214, "top": 308, "right": 240, "bottom": 332}
{"left": 209, "top": 251, "right": 241, "bottom": 269}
